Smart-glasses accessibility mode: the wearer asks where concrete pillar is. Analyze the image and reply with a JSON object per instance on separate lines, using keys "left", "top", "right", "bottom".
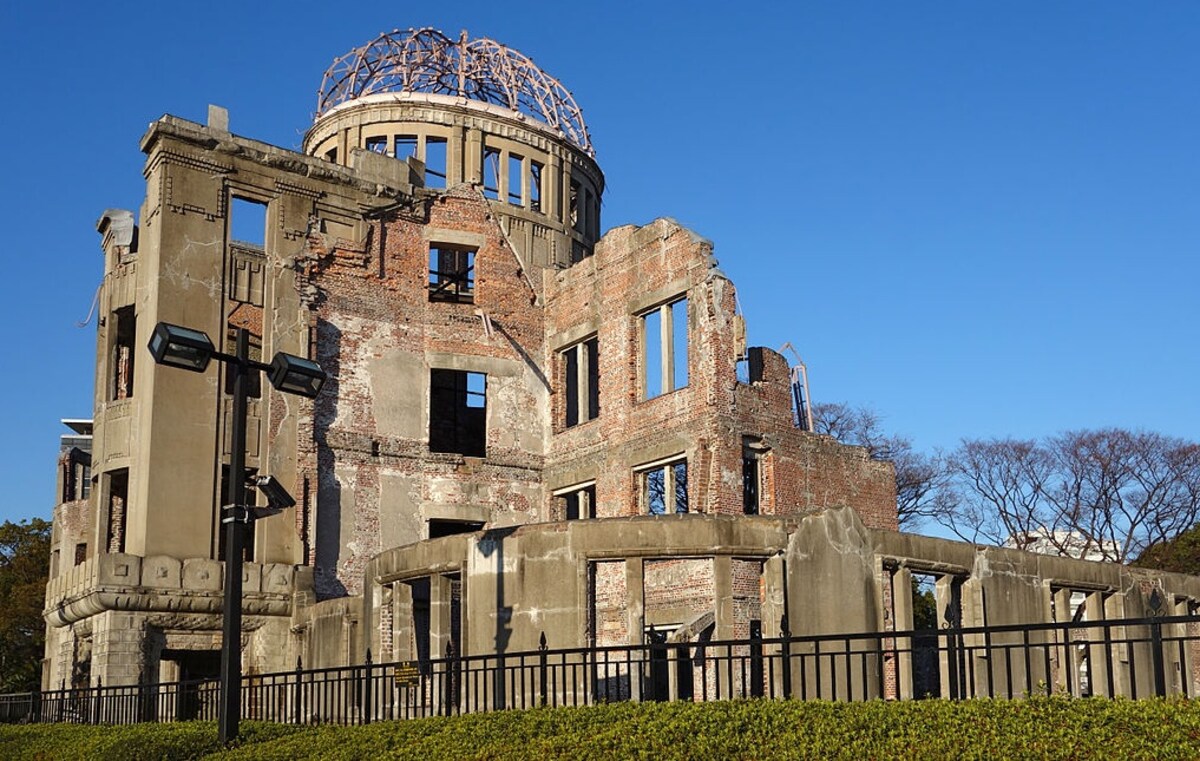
{"left": 546, "top": 154, "right": 561, "bottom": 223}
{"left": 892, "top": 567, "right": 914, "bottom": 700}
{"left": 431, "top": 574, "right": 454, "bottom": 659}
{"left": 625, "top": 558, "right": 644, "bottom": 702}
{"left": 1050, "top": 587, "right": 1078, "bottom": 695}
{"left": 448, "top": 125, "right": 466, "bottom": 185}
{"left": 465, "top": 128, "right": 482, "bottom": 184}
{"left": 1083, "top": 591, "right": 1113, "bottom": 697}
{"left": 393, "top": 582, "right": 414, "bottom": 661}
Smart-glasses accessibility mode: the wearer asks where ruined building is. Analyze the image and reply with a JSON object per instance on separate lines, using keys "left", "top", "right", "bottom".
{"left": 44, "top": 29, "right": 1199, "bottom": 699}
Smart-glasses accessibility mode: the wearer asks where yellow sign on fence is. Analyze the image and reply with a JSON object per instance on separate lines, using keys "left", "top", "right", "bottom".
{"left": 392, "top": 662, "right": 420, "bottom": 686}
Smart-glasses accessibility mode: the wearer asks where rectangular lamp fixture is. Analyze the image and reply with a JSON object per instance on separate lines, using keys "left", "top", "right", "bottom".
{"left": 148, "top": 322, "right": 215, "bottom": 372}
{"left": 268, "top": 352, "right": 327, "bottom": 399}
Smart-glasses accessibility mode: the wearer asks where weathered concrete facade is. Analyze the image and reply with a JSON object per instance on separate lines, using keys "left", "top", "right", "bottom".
{"left": 43, "top": 28, "right": 1199, "bottom": 693}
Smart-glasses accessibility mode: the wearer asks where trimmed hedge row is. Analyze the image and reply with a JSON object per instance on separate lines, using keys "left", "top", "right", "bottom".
{"left": 3, "top": 697, "right": 1199, "bottom": 760}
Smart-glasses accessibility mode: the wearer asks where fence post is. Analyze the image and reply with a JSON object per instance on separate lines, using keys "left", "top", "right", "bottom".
{"left": 444, "top": 640, "right": 457, "bottom": 716}
{"left": 92, "top": 677, "right": 102, "bottom": 725}
{"left": 362, "top": 649, "right": 373, "bottom": 725}
{"left": 31, "top": 686, "right": 41, "bottom": 723}
{"left": 1151, "top": 618, "right": 1167, "bottom": 697}
{"left": 538, "top": 632, "right": 548, "bottom": 707}
{"left": 780, "top": 615, "right": 792, "bottom": 700}
{"left": 292, "top": 656, "right": 303, "bottom": 725}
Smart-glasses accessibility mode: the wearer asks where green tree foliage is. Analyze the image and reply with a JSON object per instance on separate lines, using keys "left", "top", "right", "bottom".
{"left": 0, "top": 518, "right": 51, "bottom": 692}
{"left": 1134, "top": 522, "right": 1200, "bottom": 575}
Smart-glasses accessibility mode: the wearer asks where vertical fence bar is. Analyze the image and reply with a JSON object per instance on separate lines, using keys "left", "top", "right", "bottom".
{"left": 363, "top": 650, "right": 373, "bottom": 725}
{"left": 292, "top": 657, "right": 303, "bottom": 725}
{"left": 538, "top": 633, "right": 548, "bottom": 707}
{"left": 1151, "top": 618, "right": 1167, "bottom": 697}
{"left": 780, "top": 616, "right": 791, "bottom": 700}
{"left": 92, "top": 679, "right": 102, "bottom": 725}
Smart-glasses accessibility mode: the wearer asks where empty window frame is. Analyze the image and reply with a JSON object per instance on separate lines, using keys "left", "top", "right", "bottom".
{"left": 105, "top": 469, "right": 129, "bottom": 554}
{"left": 74, "top": 543, "right": 87, "bottom": 566}
{"left": 425, "top": 137, "right": 448, "bottom": 188}
{"left": 110, "top": 305, "right": 136, "bottom": 401}
{"left": 482, "top": 146, "right": 501, "bottom": 200}
{"left": 365, "top": 136, "right": 389, "bottom": 154}
{"left": 428, "top": 519, "right": 484, "bottom": 538}
{"left": 324, "top": 147, "right": 338, "bottom": 163}
{"left": 507, "top": 153, "right": 524, "bottom": 205}
{"left": 555, "top": 482, "right": 596, "bottom": 520}
{"left": 529, "top": 160, "right": 544, "bottom": 212}
{"left": 428, "top": 246, "right": 476, "bottom": 303}
{"left": 561, "top": 336, "right": 600, "bottom": 427}
{"left": 229, "top": 197, "right": 267, "bottom": 248}
{"left": 394, "top": 134, "right": 418, "bottom": 161}
{"left": 743, "top": 439, "right": 768, "bottom": 516}
{"left": 569, "top": 179, "right": 581, "bottom": 231}
{"left": 640, "top": 297, "right": 688, "bottom": 400}
{"left": 61, "top": 451, "right": 91, "bottom": 503}
{"left": 638, "top": 458, "right": 688, "bottom": 515}
{"left": 429, "top": 369, "right": 487, "bottom": 457}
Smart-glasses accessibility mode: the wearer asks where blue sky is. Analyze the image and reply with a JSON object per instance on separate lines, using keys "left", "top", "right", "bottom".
{"left": 1, "top": 3, "right": 1197, "bottom": 524}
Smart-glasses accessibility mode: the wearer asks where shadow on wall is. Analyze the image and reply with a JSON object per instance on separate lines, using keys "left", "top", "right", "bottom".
{"left": 477, "top": 525, "right": 518, "bottom": 655}
{"left": 314, "top": 318, "right": 346, "bottom": 599}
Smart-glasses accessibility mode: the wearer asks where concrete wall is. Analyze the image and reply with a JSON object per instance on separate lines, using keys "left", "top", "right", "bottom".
{"left": 354, "top": 509, "right": 1200, "bottom": 701}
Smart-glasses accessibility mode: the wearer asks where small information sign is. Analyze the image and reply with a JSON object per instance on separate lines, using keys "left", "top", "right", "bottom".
{"left": 392, "top": 661, "right": 420, "bottom": 686}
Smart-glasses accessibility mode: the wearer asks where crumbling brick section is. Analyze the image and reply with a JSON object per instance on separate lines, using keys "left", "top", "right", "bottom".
{"left": 591, "top": 560, "right": 627, "bottom": 647}
{"left": 644, "top": 558, "right": 714, "bottom": 630}
{"left": 543, "top": 218, "right": 897, "bottom": 530}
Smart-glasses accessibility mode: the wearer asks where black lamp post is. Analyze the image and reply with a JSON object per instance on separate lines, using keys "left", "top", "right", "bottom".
{"left": 148, "top": 321, "right": 324, "bottom": 743}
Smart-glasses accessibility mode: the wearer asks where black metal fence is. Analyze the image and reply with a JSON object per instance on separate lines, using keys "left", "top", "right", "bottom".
{"left": 3, "top": 613, "right": 1197, "bottom": 726}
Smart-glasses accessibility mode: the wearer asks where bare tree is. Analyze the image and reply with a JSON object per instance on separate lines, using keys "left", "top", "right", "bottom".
{"left": 931, "top": 438, "right": 1055, "bottom": 550}
{"left": 934, "top": 429, "right": 1200, "bottom": 563}
{"left": 812, "top": 403, "right": 946, "bottom": 530}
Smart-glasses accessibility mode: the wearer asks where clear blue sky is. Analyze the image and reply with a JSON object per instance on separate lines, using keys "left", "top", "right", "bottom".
{"left": 2, "top": 2, "right": 1197, "bottom": 524}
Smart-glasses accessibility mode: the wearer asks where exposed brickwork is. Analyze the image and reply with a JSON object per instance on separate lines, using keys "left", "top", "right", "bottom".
{"left": 591, "top": 560, "right": 627, "bottom": 647}
{"left": 644, "top": 558, "right": 714, "bottom": 629}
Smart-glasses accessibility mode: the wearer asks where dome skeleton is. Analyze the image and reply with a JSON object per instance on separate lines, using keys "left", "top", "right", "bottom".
{"left": 317, "top": 28, "right": 594, "bottom": 157}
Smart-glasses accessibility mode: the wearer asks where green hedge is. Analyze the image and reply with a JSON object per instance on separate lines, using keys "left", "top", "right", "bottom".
{"left": 3, "top": 698, "right": 1199, "bottom": 760}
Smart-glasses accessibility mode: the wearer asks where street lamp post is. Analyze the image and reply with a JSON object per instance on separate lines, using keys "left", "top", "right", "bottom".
{"left": 148, "top": 321, "right": 325, "bottom": 744}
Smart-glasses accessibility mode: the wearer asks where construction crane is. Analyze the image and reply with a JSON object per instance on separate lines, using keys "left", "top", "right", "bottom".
{"left": 779, "top": 342, "right": 814, "bottom": 432}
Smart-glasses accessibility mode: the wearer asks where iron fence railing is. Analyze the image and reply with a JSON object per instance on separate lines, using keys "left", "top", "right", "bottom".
{"left": 3, "top": 613, "right": 1197, "bottom": 725}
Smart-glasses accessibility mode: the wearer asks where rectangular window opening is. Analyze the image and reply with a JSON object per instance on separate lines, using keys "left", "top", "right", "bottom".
{"left": 529, "top": 160, "right": 543, "bottom": 212}
{"left": 409, "top": 577, "right": 432, "bottom": 667}
{"left": 230, "top": 197, "right": 267, "bottom": 249}
{"left": 365, "top": 136, "right": 389, "bottom": 155}
{"left": 74, "top": 543, "right": 87, "bottom": 566}
{"left": 639, "top": 458, "right": 688, "bottom": 515}
{"left": 429, "top": 369, "right": 487, "bottom": 457}
{"left": 425, "top": 137, "right": 448, "bottom": 188}
{"left": 561, "top": 337, "right": 600, "bottom": 428}
{"left": 428, "top": 519, "right": 484, "bottom": 538}
{"left": 428, "top": 246, "right": 476, "bottom": 303}
{"left": 106, "top": 469, "right": 129, "bottom": 554}
{"left": 482, "top": 147, "right": 501, "bottom": 199}
{"left": 639, "top": 297, "right": 689, "bottom": 401}
{"left": 110, "top": 305, "right": 136, "bottom": 401}
{"left": 556, "top": 483, "right": 596, "bottom": 520}
{"left": 394, "top": 135, "right": 418, "bottom": 161}
{"left": 569, "top": 179, "right": 581, "bottom": 231}
{"left": 508, "top": 153, "right": 524, "bottom": 205}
